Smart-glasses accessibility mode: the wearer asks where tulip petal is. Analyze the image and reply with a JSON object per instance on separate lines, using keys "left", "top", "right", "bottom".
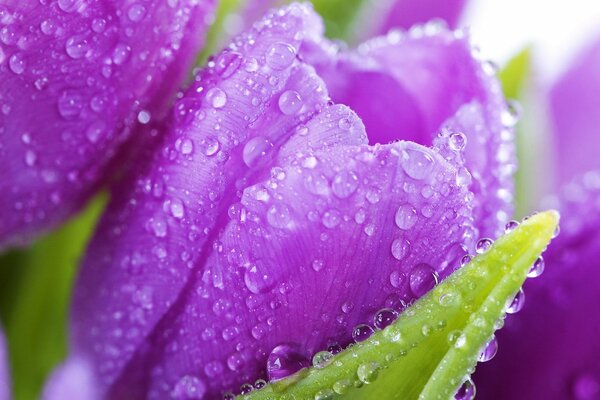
{"left": 108, "top": 139, "right": 475, "bottom": 399}
{"left": 0, "top": 327, "right": 9, "bottom": 400}
{"left": 302, "top": 25, "right": 515, "bottom": 239}
{"left": 475, "top": 173, "right": 600, "bottom": 399}
{"left": 549, "top": 38, "right": 600, "bottom": 185}
{"left": 0, "top": 0, "right": 216, "bottom": 248}
{"left": 58, "top": 4, "right": 480, "bottom": 398}
{"left": 378, "top": 0, "right": 466, "bottom": 33}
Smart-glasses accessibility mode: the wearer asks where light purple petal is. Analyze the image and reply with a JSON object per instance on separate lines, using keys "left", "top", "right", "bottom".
{"left": 303, "top": 26, "right": 515, "bottom": 238}
{"left": 475, "top": 173, "right": 600, "bottom": 399}
{"left": 56, "top": 4, "right": 482, "bottom": 398}
{"left": 0, "top": 327, "right": 9, "bottom": 400}
{"left": 549, "top": 37, "right": 600, "bottom": 186}
{"left": 378, "top": 0, "right": 466, "bottom": 33}
{"left": 42, "top": 357, "right": 97, "bottom": 400}
{"left": 0, "top": 0, "right": 216, "bottom": 249}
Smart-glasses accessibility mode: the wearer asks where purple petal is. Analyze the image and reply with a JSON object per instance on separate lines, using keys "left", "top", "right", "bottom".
{"left": 549, "top": 37, "right": 600, "bottom": 186}
{"left": 303, "top": 26, "right": 515, "bottom": 238}
{"left": 0, "top": 327, "right": 9, "bottom": 400}
{"left": 0, "top": 0, "right": 216, "bottom": 249}
{"left": 378, "top": 0, "right": 467, "bottom": 33}
{"left": 57, "top": 4, "right": 480, "bottom": 398}
{"left": 475, "top": 173, "right": 600, "bottom": 399}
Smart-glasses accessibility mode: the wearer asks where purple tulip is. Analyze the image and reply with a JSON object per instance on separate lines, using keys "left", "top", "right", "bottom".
{"left": 475, "top": 37, "right": 600, "bottom": 399}
{"left": 0, "top": 0, "right": 216, "bottom": 249}
{"left": 0, "top": 328, "right": 8, "bottom": 400}
{"left": 45, "top": 4, "right": 517, "bottom": 399}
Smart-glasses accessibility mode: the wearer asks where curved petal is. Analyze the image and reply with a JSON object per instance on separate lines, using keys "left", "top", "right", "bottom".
{"left": 378, "top": 0, "right": 466, "bottom": 33}
{"left": 0, "top": 0, "right": 216, "bottom": 248}
{"left": 56, "top": 4, "right": 482, "bottom": 398}
{"left": 105, "top": 141, "right": 475, "bottom": 399}
{"left": 475, "top": 173, "right": 600, "bottom": 399}
{"left": 302, "top": 25, "right": 515, "bottom": 238}
{"left": 0, "top": 327, "right": 9, "bottom": 400}
{"left": 549, "top": 37, "right": 600, "bottom": 186}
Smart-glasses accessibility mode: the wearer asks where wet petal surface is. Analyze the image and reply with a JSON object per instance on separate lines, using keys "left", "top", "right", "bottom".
{"left": 302, "top": 24, "right": 515, "bottom": 238}
{"left": 0, "top": 0, "right": 216, "bottom": 248}
{"left": 475, "top": 173, "right": 600, "bottom": 399}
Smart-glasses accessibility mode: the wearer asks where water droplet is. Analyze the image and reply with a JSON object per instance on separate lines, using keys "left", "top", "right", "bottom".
{"left": 439, "top": 290, "right": 460, "bottom": 307}
{"left": 409, "top": 263, "right": 438, "bottom": 297}
{"left": 206, "top": 87, "right": 227, "bottom": 108}
{"left": 148, "top": 217, "right": 167, "bottom": 237}
{"left": 24, "top": 150, "right": 37, "bottom": 166}
{"left": 40, "top": 19, "right": 56, "bottom": 35}
{"left": 449, "top": 132, "right": 467, "bottom": 151}
{"left": 389, "top": 270, "right": 407, "bottom": 288}
{"left": 239, "top": 383, "right": 253, "bottom": 394}
{"left": 267, "top": 203, "right": 291, "bottom": 229}
{"left": 455, "top": 167, "right": 472, "bottom": 186}
{"left": 127, "top": 3, "right": 146, "bottom": 22}
{"left": 266, "top": 42, "right": 295, "bottom": 70}
{"left": 203, "top": 137, "right": 219, "bottom": 156}
{"left": 314, "top": 389, "right": 334, "bottom": 400}
{"left": 501, "top": 100, "right": 521, "bottom": 127}
{"left": 312, "top": 351, "right": 333, "bottom": 369}
{"left": 266, "top": 344, "right": 309, "bottom": 381}
{"left": 478, "top": 336, "right": 498, "bottom": 362}
{"left": 171, "top": 375, "right": 206, "bottom": 399}
{"left": 401, "top": 148, "right": 434, "bottom": 180}
{"left": 506, "top": 288, "right": 525, "bottom": 314}
{"left": 475, "top": 238, "right": 493, "bottom": 254}
{"left": 333, "top": 379, "right": 352, "bottom": 395}
{"left": 85, "top": 121, "right": 106, "bottom": 143}
{"left": 65, "top": 35, "right": 89, "bottom": 59}
{"left": 391, "top": 238, "right": 410, "bottom": 261}
{"left": 57, "top": 91, "right": 83, "bottom": 118}
{"left": 215, "top": 51, "right": 242, "bottom": 77}
{"left": 352, "top": 324, "right": 374, "bottom": 342}
{"left": 57, "top": 0, "right": 76, "bottom": 12}
{"left": 137, "top": 110, "right": 151, "bottom": 124}
{"left": 178, "top": 138, "right": 194, "bottom": 155}
{"left": 338, "top": 117, "right": 352, "bottom": 130}
{"left": 112, "top": 43, "right": 131, "bottom": 65}
{"left": 374, "top": 308, "right": 398, "bottom": 330}
{"left": 312, "top": 259, "right": 324, "bottom": 272}
{"left": 357, "top": 362, "right": 379, "bottom": 384}
{"left": 321, "top": 210, "right": 341, "bottom": 229}
{"left": 527, "top": 256, "right": 544, "bottom": 278}
{"left": 91, "top": 18, "right": 106, "bottom": 33}
{"left": 170, "top": 199, "right": 185, "bottom": 219}
{"left": 244, "top": 262, "right": 276, "bottom": 294}
{"left": 254, "top": 379, "right": 267, "bottom": 390}
{"left": 8, "top": 53, "right": 24, "bottom": 74}
{"left": 395, "top": 204, "right": 417, "bottom": 230}
{"left": 460, "top": 255, "right": 471, "bottom": 266}
{"left": 278, "top": 90, "right": 303, "bottom": 115}
{"left": 243, "top": 136, "right": 271, "bottom": 168}
{"left": 504, "top": 220, "right": 520, "bottom": 233}
{"left": 454, "top": 377, "right": 476, "bottom": 400}
{"left": 331, "top": 171, "right": 358, "bottom": 199}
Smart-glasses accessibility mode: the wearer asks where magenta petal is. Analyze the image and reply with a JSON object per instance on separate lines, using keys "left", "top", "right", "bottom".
{"left": 378, "top": 0, "right": 467, "bottom": 33}
{"left": 304, "top": 27, "right": 515, "bottom": 238}
{"left": 549, "top": 38, "right": 600, "bottom": 185}
{"left": 0, "top": 0, "right": 215, "bottom": 248}
{"left": 108, "top": 140, "right": 475, "bottom": 399}
{"left": 0, "top": 327, "right": 9, "bottom": 400}
{"left": 475, "top": 173, "right": 600, "bottom": 399}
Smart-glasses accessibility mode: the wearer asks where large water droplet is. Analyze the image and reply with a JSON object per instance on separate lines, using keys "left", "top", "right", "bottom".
{"left": 244, "top": 262, "right": 276, "bottom": 294}
{"left": 127, "top": 3, "right": 146, "bottom": 22}
{"left": 478, "top": 336, "right": 498, "bottom": 362}
{"left": 171, "top": 375, "right": 206, "bottom": 399}
{"left": 527, "top": 256, "right": 544, "bottom": 278}
{"left": 57, "top": 91, "right": 83, "bottom": 118}
{"left": 409, "top": 263, "right": 438, "bottom": 297}
{"left": 65, "top": 35, "right": 88, "bottom": 59}
{"left": 454, "top": 377, "right": 476, "bottom": 400}
{"left": 278, "top": 90, "right": 303, "bottom": 115}
{"left": 373, "top": 308, "right": 398, "bottom": 330}
{"left": 395, "top": 204, "right": 417, "bottom": 230}
{"left": 266, "top": 344, "right": 309, "bottom": 381}
{"left": 312, "top": 351, "right": 333, "bottom": 369}
{"left": 475, "top": 238, "right": 493, "bottom": 254}
{"left": 352, "top": 324, "right": 374, "bottom": 342}
{"left": 243, "top": 136, "right": 272, "bottom": 168}
{"left": 506, "top": 288, "right": 525, "bottom": 314}
{"left": 391, "top": 238, "right": 410, "bottom": 261}
{"left": 206, "top": 87, "right": 227, "bottom": 108}
{"left": 322, "top": 210, "right": 341, "bottom": 229}
{"left": 266, "top": 42, "right": 295, "bottom": 70}
{"left": 8, "top": 53, "right": 24, "bottom": 74}
{"left": 267, "top": 203, "right": 291, "bottom": 229}
{"left": 331, "top": 170, "right": 358, "bottom": 199}
{"left": 357, "top": 362, "right": 379, "bottom": 384}
{"left": 401, "top": 148, "right": 434, "bottom": 180}
{"left": 449, "top": 132, "right": 467, "bottom": 151}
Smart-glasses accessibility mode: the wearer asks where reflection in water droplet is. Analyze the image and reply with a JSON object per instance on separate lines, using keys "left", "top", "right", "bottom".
{"left": 478, "top": 336, "right": 498, "bottom": 362}
{"left": 454, "top": 377, "right": 476, "bottom": 400}
{"left": 266, "top": 42, "right": 296, "bottom": 70}
{"left": 395, "top": 204, "right": 417, "bottom": 230}
{"left": 401, "top": 148, "right": 434, "bottom": 180}
{"left": 244, "top": 262, "right": 276, "bottom": 294}
{"left": 243, "top": 136, "right": 271, "bottom": 168}
{"left": 373, "top": 308, "right": 398, "bottom": 330}
{"left": 266, "top": 344, "right": 309, "bottom": 381}
{"left": 506, "top": 288, "right": 525, "bottom": 314}
{"left": 206, "top": 87, "right": 227, "bottom": 108}
{"left": 331, "top": 170, "right": 358, "bottom": 199}
{"left": 391, "top": 238, "right": 410, "bottom": 261}
{"left": 267, "top": 203, "right": 291, "bottom": 229}
{"left": 409, "top": 263, "right": 438, "bottom": 297}
{"left": 352, "top": 324, "right": 374, "bottom": 342}
{"left": 278, "top": 90, "right": 303, "bottom": 115}
{"left": 527, "top": 256, "right": 544, "bottom": 278}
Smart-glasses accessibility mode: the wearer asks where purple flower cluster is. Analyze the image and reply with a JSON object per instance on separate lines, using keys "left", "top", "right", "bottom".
{"left": 0, "top": 1, "right": 598, "bottom": 399}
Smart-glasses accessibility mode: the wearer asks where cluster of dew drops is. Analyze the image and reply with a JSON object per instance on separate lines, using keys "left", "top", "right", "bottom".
{"left": 218, "top": 216, "right": 554, "bottom": 400}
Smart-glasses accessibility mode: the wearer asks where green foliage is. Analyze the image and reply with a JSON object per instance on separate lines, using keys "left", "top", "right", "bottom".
{"left": 0, "top": 195, "right": 106, "bottom": 400}
{"left": 242, "top": 211, "right": 559, "bottom": 400}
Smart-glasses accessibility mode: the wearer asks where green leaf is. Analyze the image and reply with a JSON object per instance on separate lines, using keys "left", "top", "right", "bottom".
{"left": 0, "top": 194, "right": 107, "bottom": 400}
{"left": 499, "top": 47, "right": 531, "bottom": 100}
{"left": 309, "top": 0, "right": 365, "bottom": 40}
{"left": 241, "top": 210, "right": 559, "bottom": 400}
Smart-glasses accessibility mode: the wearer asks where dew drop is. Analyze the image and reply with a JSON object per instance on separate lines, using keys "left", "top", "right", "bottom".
{"left": 137, "top": 110, "right": 151, "bottom": 124}
{"left": 267, "top": 203, "right": 291, "bottom": 229}
{"left": 448, "top": 132, "right": 467, "bottom": 151}
{"left": 527, "top": 256, "right": 545, "bottom": 278}
{"left": 314, "top": 389, "right": 334, "bottom": 400}
{"left": 311, "top": 258, "right": 324, "bottom": 272}
{"left": 357, "top": 362, "right": 379, "bottom": 384}
{"left": 409, "top": 263, "right": 438, "bottom": 297}
{"left": 112, "top": 43, "right": 131, "bottom": 65}
{"left": 475, "top": 238, "right": 493, "bottom": 254}
{"left": 454, "top": 377, "right": 476, "bottom": 400}
{"left": 206, "top": 87, "right": 227, "bottom": 108}
{"left": 331, "top": 170, "right": 358, "bottom": 199}
{"left": 266, "top": 42, "right": 296, "bottom": 70}
{"left": 373, "top": 308, "right": 398, "bottom": 330}
{"left": 243, "top": 136, "right": 271, "bottom": 168}
{"left": 239, "top": 383, "right": 253, "bottom": 394}
{"left": 266, "top": 344, "right": 309, "bottom": 381}
{"left": 57, "top": 91, "right": 83, "bottom": 118}
{"left": 312, "top": 351, "right": 333, "bottom": 369}
{"left": 278, "top": 90, "right": 303, "bottom": 115}
{"left": 401, "top": 148, "right": 435, "bottom": 180}
{"left": 395, "top": 204, "right": 417, "bottom": 230}
{"left": 504, "top": 220, "right": 520, "bottom": 233}
{"left": 215, "top": 51, "right": 242, "bottom": 77}
{"left": 127, "top": 3, "right": 146, "bottom": 22}
{"left": 171, "top": 375, "right": 206, "bottom": 399}
{"left": 85, "top": 121, "right": 106, "bottom": 143}
{"left": 478, "top": 336, "right": 498, "bottom": 362}
{"left": 65, "top": 35, "right": 89, "bottom": 59}
{"left": 8, "top": 53, "right": 24, "bottom": 74}
{"left": 321, "top": 209, "right": 341, "bottom": 229}
{"left": 501, "top": 100, "right": 521, "bottom": 127}
{"left": 391, "top": 238, "right": 410, "bottom": 261}
{"left": 352, "top": 324, "right": 374, "bottom": 342}
{"left": 333, "top": 379, "right": 352, "bottom": 395}
{"left": 455, "top": 167, "right": 472, "bottom": 187}
{"left": 24, "top": 150, "right": 37, "bottom": 167}
{"left": 254, "top": 379, "right": 267, "bottom": 390}
{"left": 506, "top": 288, "right": 525, "bottom": 314}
